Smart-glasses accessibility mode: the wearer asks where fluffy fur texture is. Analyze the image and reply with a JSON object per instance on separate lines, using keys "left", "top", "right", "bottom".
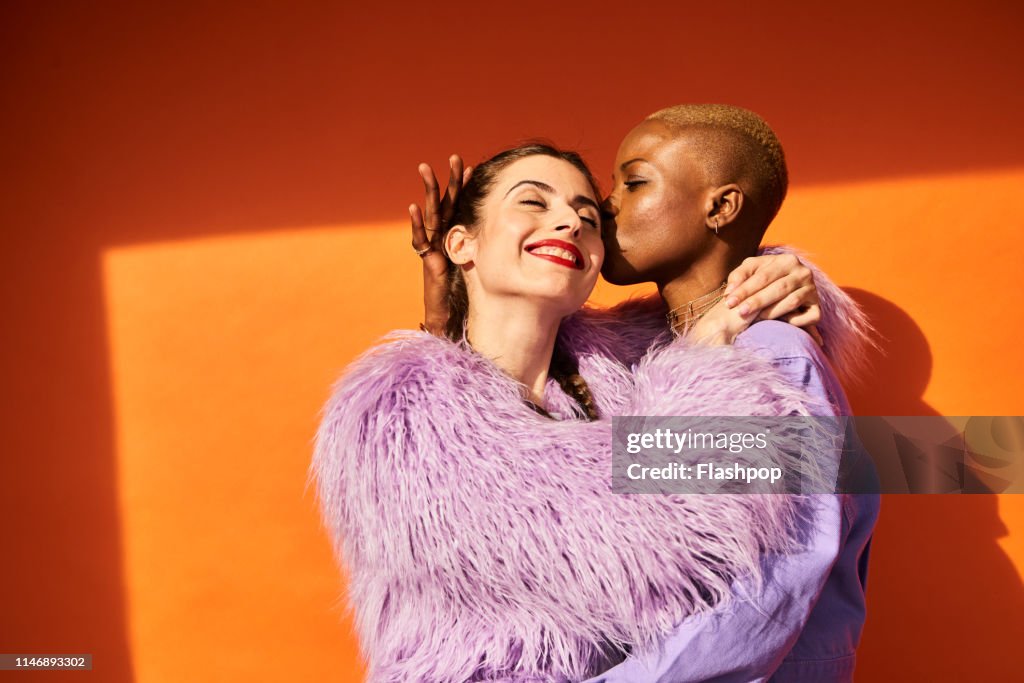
{"left": 561, "top": 246, "right": 874, "bottom": 387}
{"left": 311, "top": 330, "right": 838, "bottom": 682}
{"left": 760, "top": 245, "right": 877, "bottom": 385}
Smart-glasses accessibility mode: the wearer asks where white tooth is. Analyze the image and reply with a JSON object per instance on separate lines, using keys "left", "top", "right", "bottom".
{"left": 532, "top": 246, "right": 578, "bottom": 264}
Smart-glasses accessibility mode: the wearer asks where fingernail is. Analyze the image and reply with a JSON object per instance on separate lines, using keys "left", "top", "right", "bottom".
{"left": 726, "top": 297, "right": 738, "bottom": 308}
{"left": 738, "top": 304, "right": 750, "bottom": 316}
{"left": 724, "top": 285, "right": 734, "bottom": 295}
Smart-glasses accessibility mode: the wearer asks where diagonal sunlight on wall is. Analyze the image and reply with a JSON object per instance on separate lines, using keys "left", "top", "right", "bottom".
{"left": 742, "top": 167, "right": 1022, "bottom": 415}
{"left": 103, "top": 169, "right": 1023, "bottom": 681}
{"left": 99, "top": 227, "right": 416, "bottom": 681}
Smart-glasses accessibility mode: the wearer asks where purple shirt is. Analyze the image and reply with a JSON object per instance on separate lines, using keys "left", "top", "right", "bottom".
{"left": 583, "top": 321, "right": 880, "bottom": 683}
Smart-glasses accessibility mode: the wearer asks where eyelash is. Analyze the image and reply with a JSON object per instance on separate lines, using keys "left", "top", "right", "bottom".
{"left": 625, "top": 180, "right": 646, "bottom": 192}
{"left": 520, "top": 199, "right": 599, "bottom": 228}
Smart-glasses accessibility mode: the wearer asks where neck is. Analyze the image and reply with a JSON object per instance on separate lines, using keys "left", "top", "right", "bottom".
{"left": 658, "top": 242, "right": 745, "bottom": 320}
{"left": 465, "top": 294, "right": 563, "bottom": 405}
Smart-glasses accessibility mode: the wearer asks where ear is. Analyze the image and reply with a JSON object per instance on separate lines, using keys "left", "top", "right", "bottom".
{"left": 704, "top": 184, "right": 744, "bottom": 231}
{"left": 444, "top": 224, "right": 477, "bottom": 265}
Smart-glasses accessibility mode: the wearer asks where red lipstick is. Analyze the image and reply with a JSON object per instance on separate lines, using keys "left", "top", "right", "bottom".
{"left": 524, "top": 239, "right": 584, "bottom": 270}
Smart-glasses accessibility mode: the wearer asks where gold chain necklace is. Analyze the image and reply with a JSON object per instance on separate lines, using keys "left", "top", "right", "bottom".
{"left": 666, "top": 281, "right": 728, "bottom": 334}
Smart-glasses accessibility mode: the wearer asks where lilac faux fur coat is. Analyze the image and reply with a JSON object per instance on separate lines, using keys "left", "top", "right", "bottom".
{"left": 310, "top": 249, "right": 869, "bottom": 683}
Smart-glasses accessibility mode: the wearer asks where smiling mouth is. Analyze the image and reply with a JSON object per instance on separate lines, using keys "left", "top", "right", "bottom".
{"left": 524, "top": 240, "right": 584, "bottom": 270}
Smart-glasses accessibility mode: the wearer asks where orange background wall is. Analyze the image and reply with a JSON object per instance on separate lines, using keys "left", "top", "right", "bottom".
{"left": 3, "top": 2, "right": 1022, "bottom": 681}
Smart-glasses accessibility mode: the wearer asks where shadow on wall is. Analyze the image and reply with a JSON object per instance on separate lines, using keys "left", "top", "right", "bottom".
{"left": 3, "top": 4, "right": 1023, "bottom": 682}
{"left": 3, "top": 250, "right": 135, "bottom": 682}
{"left": 845, "top": 289, "right": 1024, "bottom": 681}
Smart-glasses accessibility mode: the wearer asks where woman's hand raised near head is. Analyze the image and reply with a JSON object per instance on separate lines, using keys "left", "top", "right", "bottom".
{"left": 409, "top": 155, "right": 472, "bottom": 336}
{"left": 720, "top": 253, "right": 824, "bottom": 346}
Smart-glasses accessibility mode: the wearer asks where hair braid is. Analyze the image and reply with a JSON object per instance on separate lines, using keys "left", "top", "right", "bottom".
{"left": 550, "top": 343, "right": 600, "bottom": 421}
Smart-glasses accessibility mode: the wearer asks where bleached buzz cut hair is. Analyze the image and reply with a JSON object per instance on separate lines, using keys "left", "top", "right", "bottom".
{"left": 646, "top": 104, "right": 788, "bottom": 224}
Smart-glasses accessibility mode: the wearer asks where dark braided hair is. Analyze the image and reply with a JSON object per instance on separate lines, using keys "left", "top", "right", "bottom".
{"left": 440, "top": 143, "right": 601, "bottom": 421}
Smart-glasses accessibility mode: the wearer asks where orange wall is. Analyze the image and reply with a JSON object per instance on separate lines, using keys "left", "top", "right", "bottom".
{"left": 3, "top": 2, "right": 1022, "bottom": 681}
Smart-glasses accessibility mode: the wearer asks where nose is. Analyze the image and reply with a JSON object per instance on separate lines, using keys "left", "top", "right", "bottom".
{"left": 552, "top": 204, "right": 584, "bottom": 237}
{"left": 554, "top": 222, "right": 582, "bottom": 238}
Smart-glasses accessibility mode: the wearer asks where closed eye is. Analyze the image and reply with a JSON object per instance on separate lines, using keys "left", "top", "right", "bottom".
{"left": 520, "top": 199, "right": 546, "bottom": 208}
{"left": 625, "top": 180, "right": 646, "bottom": 192}
{"left": 580, "top": 214, "right": 598, "bottom": 228}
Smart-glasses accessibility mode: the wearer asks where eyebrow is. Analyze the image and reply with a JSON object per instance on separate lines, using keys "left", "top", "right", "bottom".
{"left": 504, "top": 179, "right": 600, "bottom": 211}
{"left": 612, "top": 157, "right": 648, "bottom": 182}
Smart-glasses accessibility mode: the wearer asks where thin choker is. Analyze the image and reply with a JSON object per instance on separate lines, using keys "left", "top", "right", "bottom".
{"left": 666, "top": 281, "right": 728, "bottom": 334}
